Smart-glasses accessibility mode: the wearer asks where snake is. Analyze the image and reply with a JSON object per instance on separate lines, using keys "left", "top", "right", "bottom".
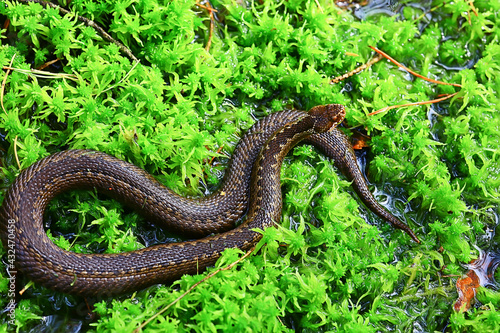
{"left": 0, "top": 104, "right": 418, "bottom": 296}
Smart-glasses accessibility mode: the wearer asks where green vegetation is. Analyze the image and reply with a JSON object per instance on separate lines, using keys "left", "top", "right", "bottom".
{"left": 0, "top": 0, "right": 499, "bottom": 331}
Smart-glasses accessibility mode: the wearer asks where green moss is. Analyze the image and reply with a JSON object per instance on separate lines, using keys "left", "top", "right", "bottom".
{"left": 1, "top": 0, "right": 500, "bottom": 332}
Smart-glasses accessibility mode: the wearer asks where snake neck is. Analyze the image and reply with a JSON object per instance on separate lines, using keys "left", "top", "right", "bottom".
{"left": 245, "top": 105, "right": 345, "bottom": 228}
{"left": 246, "top": 114, "right": 321, "bottom": 228}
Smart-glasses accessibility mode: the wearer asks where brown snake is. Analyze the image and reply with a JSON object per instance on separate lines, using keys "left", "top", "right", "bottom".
{"left": 0, "top": 104, "right": 418, "bottom": 296}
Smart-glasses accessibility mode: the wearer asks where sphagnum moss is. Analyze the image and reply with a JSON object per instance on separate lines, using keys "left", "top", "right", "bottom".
{"left": 0, "top": 0, "right": 499, "bottom": 332}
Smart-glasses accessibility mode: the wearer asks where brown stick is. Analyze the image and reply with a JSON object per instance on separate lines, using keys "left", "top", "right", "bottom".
{"left": 330, "top": 53, "right": 382, "bottom": 84}
{"left": 134, "top": 248, "right": 255, "bottom": 332}
{"left": 196, "top": 1, "right": 218, "bottom": 52}
{"left": 368, "top": 92, "right": 459, "bottom": 116}
{"left": 1, "top": 54, "right": 16, "bottom": 115}
{"left": 369, "top": 46, "right": 461, "bottom": 87}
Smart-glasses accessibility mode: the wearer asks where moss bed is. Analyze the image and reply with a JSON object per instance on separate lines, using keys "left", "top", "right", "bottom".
{"left": 0, "top": 0, "right": 499, "bottom": 332}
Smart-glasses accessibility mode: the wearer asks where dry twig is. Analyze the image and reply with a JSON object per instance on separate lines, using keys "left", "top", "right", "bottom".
{"left": 1, "top": 54, "right": 16, "bottom": 115}
{"left": 330, "top": 53, "right": 383, "bottom": 84}
{"left": 196, "top": 2, "right": 218, "bottom": 51}
{"left": 13, "top": 135, "right": 21, "bottom": 169}
{"left": 368, "top": 92, "right": 459, "bottom": 116}
{"left": 134, "top": 248, "right": 255, "bottom": 332}
{"left": 369, "top": 46, "right": 462, "bottom": 87}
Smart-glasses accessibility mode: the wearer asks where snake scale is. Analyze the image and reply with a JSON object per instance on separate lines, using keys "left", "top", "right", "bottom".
{"left": 0, "top": 104, "right": 418, "bottom": 296}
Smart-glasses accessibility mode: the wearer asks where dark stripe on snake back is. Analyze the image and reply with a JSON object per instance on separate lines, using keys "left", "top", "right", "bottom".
{"left": 0, "top": 105, "right": 345, "bottom": 295}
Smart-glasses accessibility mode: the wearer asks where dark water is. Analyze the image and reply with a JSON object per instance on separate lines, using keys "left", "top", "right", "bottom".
{"left": 465, "top": 248, "right": 500, "bottom": 290}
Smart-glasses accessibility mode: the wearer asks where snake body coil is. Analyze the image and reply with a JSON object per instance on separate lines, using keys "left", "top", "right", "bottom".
{"left": 0, "top": 105, "right": 350, "bottom": 296}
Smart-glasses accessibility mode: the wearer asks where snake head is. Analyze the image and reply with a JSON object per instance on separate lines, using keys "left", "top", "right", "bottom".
{"left": 308, "top": 104, "right": 346, "bottom": 133}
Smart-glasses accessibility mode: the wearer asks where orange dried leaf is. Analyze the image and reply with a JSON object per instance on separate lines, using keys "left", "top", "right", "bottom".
{"left": 351, "top": 133, "right": 370, "bottom": 150}
{"left": 454, "top": 268, "right": 480, "bottom": 312}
